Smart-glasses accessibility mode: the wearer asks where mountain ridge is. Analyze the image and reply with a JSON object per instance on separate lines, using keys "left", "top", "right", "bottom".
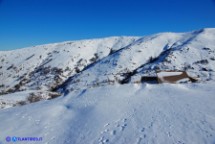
{"left": 0, "top": 28, "right": 215, "bottom": 100}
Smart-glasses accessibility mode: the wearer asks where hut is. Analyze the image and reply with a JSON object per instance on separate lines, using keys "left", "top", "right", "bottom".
{"left": 156, "top": 71, "right": 197, "bottom": 83}
{"left": 140, "top": 70, "right": 197, "bottom": 84}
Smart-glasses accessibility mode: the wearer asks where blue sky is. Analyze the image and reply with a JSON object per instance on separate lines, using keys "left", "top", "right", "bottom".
{"left": 0, "top": 0, "right": 215, "bottom": 50}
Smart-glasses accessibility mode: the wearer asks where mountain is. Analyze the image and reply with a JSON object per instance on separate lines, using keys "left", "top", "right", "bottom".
{"left": 0, "top": 36, "right": 138, "bottom": 94}
{"left": 0, "top": 28, "right": 215, "bottom": 144}
{"left": 1, "top": 28, "right": 215, "bottom": 96}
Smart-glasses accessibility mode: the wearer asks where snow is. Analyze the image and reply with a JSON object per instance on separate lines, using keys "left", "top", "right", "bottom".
{"left": 62, "top": 28, "right": 215, "bottom": 92}
{"left": 0, "top": 90, "right": 60, "bottom": 109}
{"left": 1, "top": 28, "right": 215, "bottom": 94}
{"left": 157, "top": 71, "right": 183, "bottom": 77}
{"left": 176, "top": 78, "right": 191, "bottom": 83}
{"left": 0, "top": 36, "right": 140, "bottom": 93}
{"left": 0, "top": 83, "right": 215, "bottom": 144}
{"left": 0, "top": 91, "right": 32, "bottom": 109}
{"left": 1, "top": 28, "right": 215, "bottom": 144}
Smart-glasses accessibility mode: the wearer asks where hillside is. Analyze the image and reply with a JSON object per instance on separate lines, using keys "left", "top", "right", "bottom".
{"left": 0, "top": 28, "right": 215, "bottom": 144}
{"left": 1, "top": 28, "right": 215, "bottom": 96}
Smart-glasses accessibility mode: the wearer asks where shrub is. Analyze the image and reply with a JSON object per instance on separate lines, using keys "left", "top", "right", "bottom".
{"left": 194, "top": 59, "right": 209, "bottom": 65}
{"left": 202, "top": 47, "right": 211, "bottom": 50}
{"left": 17, "top": 100, "right": 27, "bottom": 106}
{"left": 25, "top": 54, "right": 35, "bottom": 60}
{"left": 7, "top": 64, "right": 14, "bottom": 70}
{"left": 27, "top": 93, "right": 42, "bottom": 103}
{"left": 65, "top": 66, "right": 70, "bottom": 71}
{"left": 7, "top": 88, "right": 14, "bottom": 93}
{"left": 75, "top": 67, "right": 81, "bottom": 73}
{"left": 201, "top": 68, "right": 208, "bottom": 71}
{"left": 148, "top": 56, "right": 159, "bottom": 63}
{"left": 48, "top": 93, "right": 61, "bottom": 100}
{"left": 210, "top": 57, "right": 215, "bottom": 61}
{"left": 14, "top": 83, "right": 21, "bottom": 90}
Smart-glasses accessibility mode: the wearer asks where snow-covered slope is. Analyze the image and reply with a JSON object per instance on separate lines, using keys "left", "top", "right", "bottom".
{"left": 0, "top": 83, "right": 215, "bottom": 144}
{"left": 59, "top": 28, "right": 215, "bottom": 94}
{"left": 0, "top": 36, "right": 138, "bottom": 94}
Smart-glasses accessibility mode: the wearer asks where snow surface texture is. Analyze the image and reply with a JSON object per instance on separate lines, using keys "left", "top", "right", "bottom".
{"left": 0, "top": 28, "right": 215, "bottom": 143}
{"left": 0, "top": 83, "right": 215, "bottom": 144}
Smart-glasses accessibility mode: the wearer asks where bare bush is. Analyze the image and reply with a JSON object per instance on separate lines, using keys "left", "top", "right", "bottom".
{"left": 17, "top": 101, "right": 27, "bottom": 106}
{"left": 27, "top": 93, "right": 42, "bottom": 103}
{"left": 194, "top": 59, "right": 209, "bottom": 65}
{"left": 48, "top": 93, "right": 61, "bottom": 100}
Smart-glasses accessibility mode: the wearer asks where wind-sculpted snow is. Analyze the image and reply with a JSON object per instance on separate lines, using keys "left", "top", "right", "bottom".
{"left": 0, "top": 83, "right": 215, "bottom": 144}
